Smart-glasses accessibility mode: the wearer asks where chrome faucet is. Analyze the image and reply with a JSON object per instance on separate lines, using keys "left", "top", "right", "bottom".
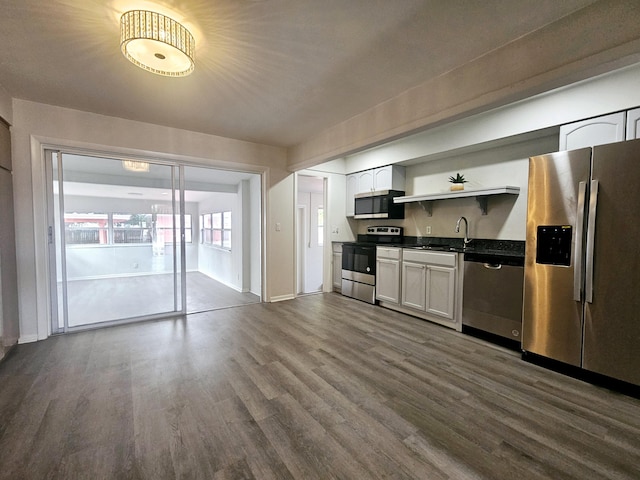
{"left": 455, "top": 216, "right": 472, "bottom": 246}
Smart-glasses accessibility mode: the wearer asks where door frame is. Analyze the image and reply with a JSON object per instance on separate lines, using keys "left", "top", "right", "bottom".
{"left": 39, "top": 145, "right": 266, "bottom": 336}
{"left": 294, "top": 173, "right": 327, "bottom": 296}
{"left": 45, "top": 150, "right": 185, "bottom": 333}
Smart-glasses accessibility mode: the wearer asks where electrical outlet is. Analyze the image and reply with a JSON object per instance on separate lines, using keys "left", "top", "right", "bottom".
{"left": 426, "top": 225, "right": 432, "bottom": 235}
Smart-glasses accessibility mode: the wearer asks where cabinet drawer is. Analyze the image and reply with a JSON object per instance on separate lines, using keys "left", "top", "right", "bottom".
{"left": 376, "top": 247, "right": 401, "bottom": 260}
{"left": 402, "top": 249, "right": 456, "bottom": 267}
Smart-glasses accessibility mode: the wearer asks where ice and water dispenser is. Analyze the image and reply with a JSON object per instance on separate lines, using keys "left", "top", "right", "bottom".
{"left": 535, "top": 226, "right": 572, "bottom": 266}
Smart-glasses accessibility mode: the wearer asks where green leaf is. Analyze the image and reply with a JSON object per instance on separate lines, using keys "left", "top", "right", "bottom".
{"left": 448, "top": 173, "right": 467, "bottom": 183}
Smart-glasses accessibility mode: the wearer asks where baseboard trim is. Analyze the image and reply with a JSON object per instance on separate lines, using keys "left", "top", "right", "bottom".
{"left": 18, "top": 334, "right": 39, "bottom": 344}
{"left": 270, "top": 294, "right": 295, "bottom": 303}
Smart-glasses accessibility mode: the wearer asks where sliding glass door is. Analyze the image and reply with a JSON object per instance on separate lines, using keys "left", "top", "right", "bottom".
{"left": 47, "top": 151, "right": 262, "bottom": 333}
{"left": 50, "top": 152, "right": 183, "bottom": 331}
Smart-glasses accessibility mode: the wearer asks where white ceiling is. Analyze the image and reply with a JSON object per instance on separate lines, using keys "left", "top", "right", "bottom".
{"left": 0, "top": 0, "right": 598, "bottom": 148}
{"left": 55, "top": 152, "right": 260, "bottom": 200}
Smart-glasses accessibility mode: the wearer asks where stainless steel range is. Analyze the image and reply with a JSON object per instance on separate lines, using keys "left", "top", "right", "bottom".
{"left": 341, "top": 226, "right": 403, "bottom": 304}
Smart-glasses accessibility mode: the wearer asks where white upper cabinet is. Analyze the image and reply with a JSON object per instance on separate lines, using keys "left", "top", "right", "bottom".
{"left": 345, "top": 175, "right": 358, "bottom": 217}
{"left": 357, "top": 169, "right": 375, "bottom": 193}
{"left": 346, "top": 165, "right": 405, "bottom": 216}
{"left": 372, "top": 165, "right": 405, "bottom": 191}
{"left": 351, "top": 165, "right": 405, "bottom": 194}
{"left": 559, "top": 112, "right": 626, "bottom": 150}
{"left": 626, "top": 108, "right": 640, "bottom": 140}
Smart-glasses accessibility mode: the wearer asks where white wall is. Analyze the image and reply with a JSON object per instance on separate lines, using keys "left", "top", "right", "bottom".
{"left": 344, "top": 63, "right": 640, "bottom": 173}
{"left": 11, "top": 99, "right": 289, "bottom": 342}
{"left": 267, "top": 174, "right": 296, "bottom": 301}
{"left": 337, "top": 64, "right": 640, "bottom": 242}
{"left": 0, "top": 83, "right": 12, "bottom": 125}
{"left": 399, "top": 133, "right": 558, "bottom": 241}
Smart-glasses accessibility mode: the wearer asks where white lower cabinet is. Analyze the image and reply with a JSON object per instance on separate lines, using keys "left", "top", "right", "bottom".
{"left": 332, "top": 243, "right": 343, "bottom": 291}
{"left": 377, "top": 247, "right": 461, "bottom": 331}
{"left": 425, "top": 265, "right": 456, "bottom": 319}
{"left": 376, "top": 247, "right": 401, "bottom": 304}
{"left": 401, "top": 262, "right": 426, "bottom": 310}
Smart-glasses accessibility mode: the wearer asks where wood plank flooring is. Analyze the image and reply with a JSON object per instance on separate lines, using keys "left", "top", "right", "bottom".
{"left": 1, "top": 293, "right": 639, "bottom": 479}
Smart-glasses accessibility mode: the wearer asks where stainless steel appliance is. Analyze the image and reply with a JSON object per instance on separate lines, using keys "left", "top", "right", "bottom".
{"left": 463, "top": 252, "right": 524, "bottom": 344}
{"left": 341, "top": 226, "right": 403, "bottom": 304}
{"left": 523, "top": 139, "right": 640, "bottom": 387}
{"left": 354, "top": 190, "right": 405, "bottom": 219}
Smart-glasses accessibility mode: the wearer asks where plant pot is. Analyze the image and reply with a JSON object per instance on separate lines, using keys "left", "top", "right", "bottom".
{"left": 450, "top": 184, "right": 464, "bottom": 191}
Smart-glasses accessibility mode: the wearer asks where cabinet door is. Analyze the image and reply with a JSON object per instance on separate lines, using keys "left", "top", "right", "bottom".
{"left": 357, "top": 170, "right": 374, "bottom": 193}
{"left": 559, "top": 112, "right": 626, "bottom": 150}
{"left": 332, "top": 252, "right": 342, "bottom": 291}
{"left": 373, "top": 166, "right": 392, "bottom": 191}
{"left": 345, "top": 174, "right": 358, "bottom": 216}
{"left": 401, "top": 261, "right": 426, "bottom": 311}
{"left": 376, "top": 259, "right": 400, "bottom": 304}
{"left": 626, "top": 108, "right": 640, "bottom": 140}
{"left": 426, "top": 266, "right": 455, "bottom": 319}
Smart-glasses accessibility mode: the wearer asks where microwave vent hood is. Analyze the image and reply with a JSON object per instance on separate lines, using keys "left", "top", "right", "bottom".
{"left": 354, "top": 190, "right": 405, "bottom": 219}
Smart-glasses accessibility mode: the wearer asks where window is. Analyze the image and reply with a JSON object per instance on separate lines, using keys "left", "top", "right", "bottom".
{"left": 157, "top": 214, "right": 192, "bottom": 244}
{"left": 113, "top": 213, "right": 151, "bottom": 244}
{"left": 201, "top": 214, "right": 212, "bottom": 244}
{"left": 223, "top": 211, "right": 232, "bottom": 249}
{"left": 201, "top": 211, "right": 231, "bottom": 249}
{"left": 64, "top": 213, "right": 108, "bottom": 245}
{"left": 65, "top": 212, "right": 191, "bottom": 246}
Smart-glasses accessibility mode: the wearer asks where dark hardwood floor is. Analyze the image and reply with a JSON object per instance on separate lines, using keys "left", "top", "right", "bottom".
{"left": 1, "top": 293, "right": 639, "bottom": 479}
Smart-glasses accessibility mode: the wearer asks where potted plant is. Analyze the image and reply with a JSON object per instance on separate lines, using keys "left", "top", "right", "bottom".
{"left": 449, "top": 173, "right": 468, "bottom": 191}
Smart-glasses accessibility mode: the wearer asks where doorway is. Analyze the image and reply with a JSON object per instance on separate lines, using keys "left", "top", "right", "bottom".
{"left": 46, "top": 150, "right": 262, "bottom": 333}
{"left": 296, "top": 175, "right": 325, "bottom": 295}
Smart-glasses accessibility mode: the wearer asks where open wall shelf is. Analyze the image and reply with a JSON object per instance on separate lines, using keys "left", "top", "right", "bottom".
{"left": 394, "top": 186, "right": 520, "bottom": 216}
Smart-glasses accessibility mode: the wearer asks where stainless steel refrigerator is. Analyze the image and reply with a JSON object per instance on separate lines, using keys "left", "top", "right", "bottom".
{"left": 523, "top": 138, "right": 640, "bottom": 387}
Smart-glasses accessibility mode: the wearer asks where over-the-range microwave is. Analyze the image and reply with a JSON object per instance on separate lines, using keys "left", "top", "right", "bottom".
{"left": 354, "top": 190, "right": 405, "bottom": 219}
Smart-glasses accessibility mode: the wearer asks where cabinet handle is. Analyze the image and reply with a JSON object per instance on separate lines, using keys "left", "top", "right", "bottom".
{"left": 483, "top": 263, "right": 501, "bottom": 270}
{"left": 585, "top": 179, "right": 598, "bottom": 303}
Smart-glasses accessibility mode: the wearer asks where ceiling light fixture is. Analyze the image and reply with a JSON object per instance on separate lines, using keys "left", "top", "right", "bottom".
{"left": 120, "top": 10, "right": 195, "bottom": 77}
{"left": 122, "top": 160, "right": 150, "bottom": 172}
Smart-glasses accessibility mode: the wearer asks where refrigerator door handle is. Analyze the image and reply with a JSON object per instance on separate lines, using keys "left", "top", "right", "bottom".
{"left": 574, "top": 181, "right": 587, "bottom": 301}
{"left": 585, "top": 179, "right": 599, "bottom": 303}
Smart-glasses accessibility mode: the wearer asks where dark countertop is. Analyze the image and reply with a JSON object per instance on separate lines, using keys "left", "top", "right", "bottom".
{"left": 357, "top": 235, "right": 525, "bottom": 261}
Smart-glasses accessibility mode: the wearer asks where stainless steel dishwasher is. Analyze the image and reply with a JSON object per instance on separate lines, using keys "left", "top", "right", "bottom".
{"left": 462, "top": 252, "right": 524, "bottom": 344}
